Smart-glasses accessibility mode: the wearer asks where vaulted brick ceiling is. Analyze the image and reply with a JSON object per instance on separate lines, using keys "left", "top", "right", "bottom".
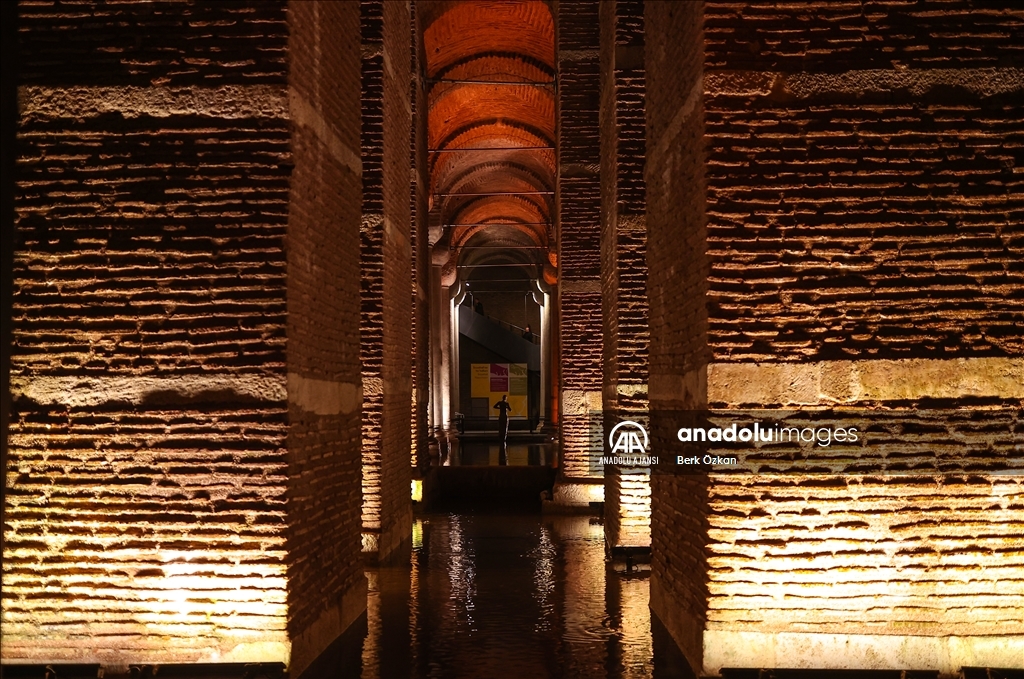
{"left": 422, "top": 0, "right": 556, "bottom": 282}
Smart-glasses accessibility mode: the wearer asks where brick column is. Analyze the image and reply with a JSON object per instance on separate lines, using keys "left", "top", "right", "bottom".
{"left": 554, "top": 0, "right": 605, "bottom": 504}
{"left": 3, "top": 1, "right": 368, "bottom": 672}
{"left": 285, "top": 3, "right": 366, "bottom": 671}
{"left": 358, "top": 0, "right": 413, "bottom": 564}
{"left": 600, "top": 0, "right": 650, "bottom": 550}
{"left": 644, "top": 1, "right": 710, "bottom": 675}
{"left": 696, "top": 1, "right": 1024, "bottom": 673}
{"left": 0, "top": 0, "right": 15, "bottom": 566}
{"left": 410, "top": 2, "right": 431, "bottom": 472}
{"left": 647, "top": 1, "right": 1024, "bottom": 675}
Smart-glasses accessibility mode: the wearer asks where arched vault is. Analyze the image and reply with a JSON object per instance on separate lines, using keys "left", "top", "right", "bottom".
{"left": 421, "top": 0, "right": 557, "bottom": 279}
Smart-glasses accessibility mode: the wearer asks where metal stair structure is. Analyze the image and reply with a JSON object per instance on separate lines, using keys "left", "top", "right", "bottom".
{"left": 458, "top": 304, "right": 540, "bottom": 370}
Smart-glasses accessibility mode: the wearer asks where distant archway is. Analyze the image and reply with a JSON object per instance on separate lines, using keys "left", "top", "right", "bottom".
{"left": 422, "top": 1, "right": 557, "bottom": 441}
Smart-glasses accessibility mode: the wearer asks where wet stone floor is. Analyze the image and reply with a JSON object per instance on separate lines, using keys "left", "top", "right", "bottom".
{"left": 335, "top": 512, "right": 692, "bottom": 679}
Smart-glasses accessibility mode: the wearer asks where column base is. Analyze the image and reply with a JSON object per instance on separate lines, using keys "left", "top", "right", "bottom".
{"left": 542, "top": 478, "right": 605, "bottom": 514}
{"left": 364, "top": 507, "right": 413, "bottom": 566}
{"left": 702, "top": 629, "right": 1024, "bottom": 675}
{"left": 288, "top": 575, "right": 367, "bottom": 678}
{"left": 650, "top": 576, "right": 705, "bottom": 678}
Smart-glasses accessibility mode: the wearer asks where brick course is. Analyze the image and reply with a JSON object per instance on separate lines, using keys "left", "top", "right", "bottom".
{"left": 704, "top": 1, "right": 1024, "bottom": 361}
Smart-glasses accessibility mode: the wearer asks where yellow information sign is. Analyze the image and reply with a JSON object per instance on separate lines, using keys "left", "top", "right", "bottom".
{"left": 471, "top": 363, "right": 490, "bottom": 398}
{"left": 472, "top": 362, "right": 529, "bottom": 418}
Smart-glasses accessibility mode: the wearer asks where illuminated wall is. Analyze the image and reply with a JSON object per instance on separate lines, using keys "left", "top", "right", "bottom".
{"left": 647, "top": 1, "right": 1024, "bottom": 675}
{"left": 4, "top": 2, "right": 366, "bottom": 673}
{"left": 557, "top": 0, "right": 605, "bottom": 482}
{"left": 599, "top": 0, "right": 651, "bottom": 549}
{"left": 358, "top": 0, "right": 414, "bottom": 563}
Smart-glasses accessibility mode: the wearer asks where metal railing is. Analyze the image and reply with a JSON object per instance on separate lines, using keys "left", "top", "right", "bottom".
{"left": 471, "top": 311, "right": 539, "bottom": 344}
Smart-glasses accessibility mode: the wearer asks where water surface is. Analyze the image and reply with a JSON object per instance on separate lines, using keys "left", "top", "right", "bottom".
{"left": 355, "top": 512, "right": 690, "bottom": 679}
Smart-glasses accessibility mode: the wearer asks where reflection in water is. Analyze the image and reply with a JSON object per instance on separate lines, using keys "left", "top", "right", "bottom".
{"left": 445, "top": 442, "right": 552, "bottom": 466}
{"left": 358, "top": 512, "right": 680, "bottom": 679}
{"left": 530, "top": 524, "right": 556, "bottom": 633}
{"left": 447, "top": 514, "right": 477, "bottom": 630}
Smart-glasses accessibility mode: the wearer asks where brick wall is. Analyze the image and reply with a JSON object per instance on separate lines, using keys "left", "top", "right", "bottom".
{"left": 358, "top": 0, "right": 412, "bottom": 563}
{"left": 558, "top": 0, "right": 604, "bottom": 479}
{"left": 4, "top": 1, "right": 368, "bottom": 671}
{"left": 644, "top": 0, "right": 710, "bottom": 673}
{"left": 704, "top": 1, "right": 1024, "bottom": 361}
{"left": 378, "top": 0, "right": 413, "bottom": 563}
{"left": 410, "top": 1, "right": 431, "bottom": 471}
{"left": 702, "top": 401, "right": 1024, "bottom": 631}
{"left": 600, "top": 0, "right": 648, "bottom": 399}
{"left": 600, "top": 0, "right": 650, "bottom": 549}
{"left": 697, "top": 2, "right": 1024, "bottom": 671}
{"left": 5, "top": 0, "right": 293, "bottom": 665}
{"left": 360, "top": 0, "right": 385, "bottom": 554}
{"left": 284, "top": 1, "right": 365, "bottom": 673}
{"left": 647, "top": 1, "right": 1024, "bottom": 673}
{"left": 0, "top": 0, "right": 16, "bottom": 574}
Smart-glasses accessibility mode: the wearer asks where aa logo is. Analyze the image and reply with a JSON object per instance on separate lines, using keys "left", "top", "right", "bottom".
{"left": 608, "top": 420, "right": 649, "bottom": 455}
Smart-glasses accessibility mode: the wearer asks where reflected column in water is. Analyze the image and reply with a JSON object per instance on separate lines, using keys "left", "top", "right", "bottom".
{"left": 362, "top": 571, "right": 381, "bottom": 679}
{"left": 409, "top": 519, "right": 423, "bottom": 675}
{"left": 605, "top": 568, "right": 654, "bottom": 679}
{"left": 446, "top": 514, "right": 477, "bottom": 630}
{"left": 530, "top": 523, "right": 557, "bottom": 633}
{"left": 549, "top": 517, "right": 609, "bottom": 677}
{"left": 362, "top": 565, "right": 413, "bottom": 679}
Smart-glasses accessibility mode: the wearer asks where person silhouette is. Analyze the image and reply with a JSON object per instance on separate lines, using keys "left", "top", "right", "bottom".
{"left": 493, "top": 394, "right": 512, "bottom": 443}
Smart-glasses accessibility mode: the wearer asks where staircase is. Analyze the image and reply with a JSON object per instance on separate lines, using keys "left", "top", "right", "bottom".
{"left": 458, "top": 304, "right": 540, "bottom": 370}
